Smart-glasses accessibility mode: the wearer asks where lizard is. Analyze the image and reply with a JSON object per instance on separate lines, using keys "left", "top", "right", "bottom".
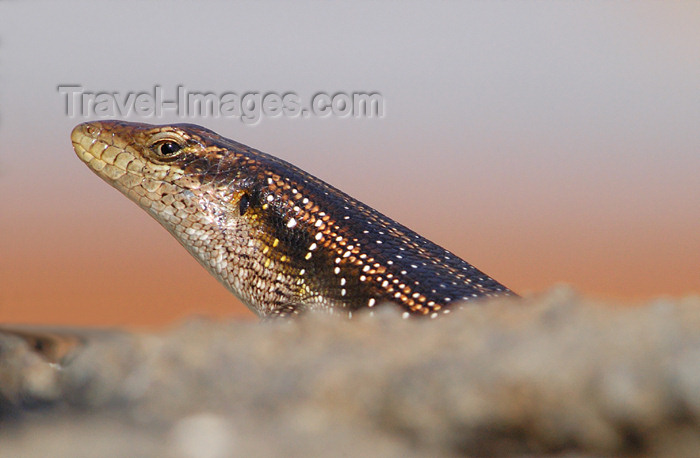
{"left": 71, "top": 121, "right": 516, "bottom": 319}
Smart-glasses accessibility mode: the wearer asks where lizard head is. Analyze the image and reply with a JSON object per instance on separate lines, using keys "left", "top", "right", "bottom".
{"left": 71, "top": 120, "right": 238, "bottom": 202}
{"left": 70, "top": 120, "right": 263, "bottom": 225}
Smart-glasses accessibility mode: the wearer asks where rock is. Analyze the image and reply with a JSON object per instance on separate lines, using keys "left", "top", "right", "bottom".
{"left": 2, "top": 287, "right": 700, "bottom": 457}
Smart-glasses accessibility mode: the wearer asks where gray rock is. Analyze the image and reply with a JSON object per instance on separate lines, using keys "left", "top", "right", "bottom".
{"left": 2, "top": 286, "right": 700, "bottom": 457}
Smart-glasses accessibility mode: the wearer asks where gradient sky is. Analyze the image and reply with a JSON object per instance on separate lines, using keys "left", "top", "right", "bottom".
{"left": 1, "top": 2, "right": 698, "bottom": 327}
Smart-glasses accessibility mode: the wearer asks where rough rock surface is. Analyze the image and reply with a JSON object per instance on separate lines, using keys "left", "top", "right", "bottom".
{"left": 1, "top": 287, "right": 700, "bottom": 457}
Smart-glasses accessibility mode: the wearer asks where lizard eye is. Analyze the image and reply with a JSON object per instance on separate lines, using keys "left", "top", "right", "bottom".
{"left": 152, "top": 140, "right": 182, "bottom": 157}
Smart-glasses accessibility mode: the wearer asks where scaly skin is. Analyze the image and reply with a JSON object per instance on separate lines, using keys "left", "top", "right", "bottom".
{"left": 71, "top": 121, "right": 515, "bottom": 318}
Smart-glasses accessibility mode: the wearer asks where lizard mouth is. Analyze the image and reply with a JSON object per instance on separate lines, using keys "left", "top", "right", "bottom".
{"left": 71, "top": 122, "right": 103, "bottom": 165}
{"left": 71, "top": 121, "right": 138, "bottom": 181}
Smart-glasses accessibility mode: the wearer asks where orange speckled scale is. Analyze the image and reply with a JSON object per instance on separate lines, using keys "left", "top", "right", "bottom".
{"left": 72, "top": 121, "right": 516, "bottom": 319}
